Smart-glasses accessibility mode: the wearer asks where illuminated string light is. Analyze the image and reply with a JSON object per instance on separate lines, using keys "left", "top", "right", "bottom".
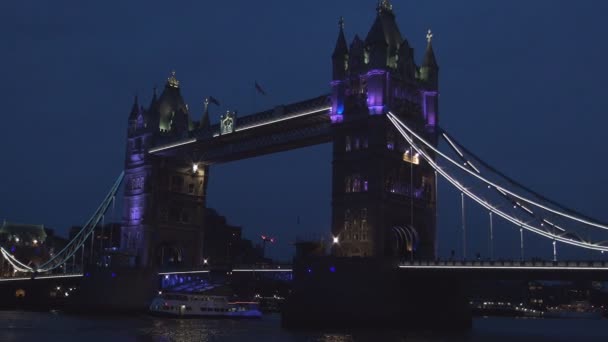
{"left": 387, "top": 114, "right": 608, "bottom": 252}
{"left": 390, "top": 112, "right": 608, "bottom": 232}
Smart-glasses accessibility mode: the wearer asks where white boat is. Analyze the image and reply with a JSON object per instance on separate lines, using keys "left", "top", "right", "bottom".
{"left": 149, "top": 293, "right": 262, "bottom": 318}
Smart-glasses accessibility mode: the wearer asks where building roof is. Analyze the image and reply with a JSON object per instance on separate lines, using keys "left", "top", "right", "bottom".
{"left": 154, "top": 72, "right": 190, "bottom": 131}
{"left": 422, "top": 41, "right": 438, "bottom": 68}
{"left": 365, "top": 4, "right": 403, "bottom": 49}
{"left": 0, "top": 221, "right": 47, "bottom": 240}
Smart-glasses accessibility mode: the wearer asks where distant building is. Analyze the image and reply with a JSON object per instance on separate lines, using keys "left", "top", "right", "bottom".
{"left": 202, "top": 208, "right": 264, "bottom": 266}
{"left": 0, "top": 221, "right": 56, "bottom": 270}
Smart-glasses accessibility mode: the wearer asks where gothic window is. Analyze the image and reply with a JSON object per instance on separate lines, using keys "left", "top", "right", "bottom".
{"left": 363, "top": 180, "right": 369, "bottom": 192}
{"left": 354, "top": 138, "right": 360, "bottom": 150}
{"left": 188, "top": 183, "right": 195, "bottom": 194}
{"left": 363, "top": 137, "right": 369, "bottom": 149}
{"left": 352, "top": 175, "right": 361, "bottom": 192}
{"left": 344, "top": 209, "right": 351, "bottom": 231}
{"left": 345, "top": 176, "right": 352, "bottom": 193}
{"left": 129, "top": 176, "right": 144, "bottom": 191}
{"left": 345, "top": 136, "right": 351, "bottom": 152}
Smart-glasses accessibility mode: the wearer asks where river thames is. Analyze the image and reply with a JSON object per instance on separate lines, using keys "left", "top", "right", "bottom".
{"left": 0, "top": 311, "right": 606, "bottom": 342}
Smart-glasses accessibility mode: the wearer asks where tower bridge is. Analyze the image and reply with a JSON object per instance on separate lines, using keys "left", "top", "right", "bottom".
{"left": 1, "top": 0, "right": 607, "bottom": 329}
{"left": 1, "top": 0, "right": 607, "bottom": 279}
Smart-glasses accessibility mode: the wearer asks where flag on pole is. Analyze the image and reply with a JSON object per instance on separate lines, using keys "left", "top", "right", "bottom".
{"left": 208, "top": 96, "right": 221, "bottom": 106}
{"left": 254, "top": 81, "right": 267, "bottom": 95}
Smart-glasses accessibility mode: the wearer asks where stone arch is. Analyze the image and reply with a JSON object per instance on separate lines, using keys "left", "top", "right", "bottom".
{"left": 156, "top": 241, "right": 185, "bottom": 267}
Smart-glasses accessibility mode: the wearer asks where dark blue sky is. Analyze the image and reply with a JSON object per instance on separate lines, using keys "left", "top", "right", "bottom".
{"left": 2, "top": 1, "right": 608, "bottom": 261}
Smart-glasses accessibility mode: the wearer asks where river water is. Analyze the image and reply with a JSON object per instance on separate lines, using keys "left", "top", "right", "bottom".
{"left": 0, "top": 311, "right": 606, "bottom": 342}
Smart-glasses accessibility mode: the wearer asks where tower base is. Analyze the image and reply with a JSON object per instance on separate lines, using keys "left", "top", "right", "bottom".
{"left": 282, "top": 257, "right": 472, "bottom": 331}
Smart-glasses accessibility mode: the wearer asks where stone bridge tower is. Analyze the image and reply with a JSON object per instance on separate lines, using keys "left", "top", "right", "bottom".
{"left": 330, "top": 1, "right": 440, "bottom": 259}
{"left": 122, "top": 72, "right": 209, "bottom": 269}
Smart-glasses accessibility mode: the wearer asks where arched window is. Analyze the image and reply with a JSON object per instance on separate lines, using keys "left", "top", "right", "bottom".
{"left": 352, "top": 175, "right": 361, "bottom": 192}
{"left": 345, "top": 136, "right": 351, "bottom": 152}
{"left": 345, "top": 176, "right": 352, "bottom": 193}
{"left": 344, "top": 209, "right": 351, "bottom": 231}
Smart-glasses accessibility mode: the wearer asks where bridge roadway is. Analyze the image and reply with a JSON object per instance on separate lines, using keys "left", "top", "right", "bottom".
{"left": 2, "top": 260, "right": 607, "bottom": 282}
{"left": 149, "top": 94, "right": 332, "bottom": 164}
{"left": 158, "top": 260, "right": 608, "bottom": 281}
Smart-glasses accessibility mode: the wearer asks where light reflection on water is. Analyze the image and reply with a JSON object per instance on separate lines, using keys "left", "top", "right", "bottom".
{"left": 0, "top": 311, "right": 606, "bottom": 342}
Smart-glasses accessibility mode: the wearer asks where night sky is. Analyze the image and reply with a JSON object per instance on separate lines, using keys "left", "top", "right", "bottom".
{"left": 3, "top": 1, "right": 608, "bottom": 261}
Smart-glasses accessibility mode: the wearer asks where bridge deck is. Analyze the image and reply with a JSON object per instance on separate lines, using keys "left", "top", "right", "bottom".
{"left": 149, "top": 95, "right": 331, "bottom": 163}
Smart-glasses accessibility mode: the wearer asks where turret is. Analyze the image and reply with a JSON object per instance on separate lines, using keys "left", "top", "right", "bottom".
{"left": 332, "top": 17, "right": 349, "bottom": 80}
{"left": 420, "top": 30, "right": 439, "bottom": 132}
{"left": 420, "top": 29, "right": 439, "bottom": 89}
{"left": 155, "top": 71, "right": 191, "bottom": 133}
{"left": 128, "top": 95, "right": 139, "bottom": 135}
{"left": 363, "top": 1, "right": 403, "bottom": 114}
{"left": 348, "top": 35, "right": 365, "bottom": 75}
{"left": 331, "top": 17, "right": 348, "bottom": 123}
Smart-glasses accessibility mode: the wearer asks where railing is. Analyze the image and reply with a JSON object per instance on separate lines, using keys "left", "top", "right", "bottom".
{"left": 399, "top": 260, "right": 608, "bottom": 269}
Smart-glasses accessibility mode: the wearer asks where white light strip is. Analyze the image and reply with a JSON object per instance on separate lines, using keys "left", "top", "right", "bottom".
{"left": 392, "top": 116, "right": 605, "bottom": 251}
{"left": 390, "top": 112, "right": 608, "bottom": 232}
{"left": 399, "top": 265, "right": 608, "bottom": 271}
{"left": 553, "top": 225, "right": 566, "bottom": 232}
{"left": 467, "top": 160, "right": 481, "bottom": 174}
{"left": 521, "top": 205, "right": 534, "bottom": 215}
{"left": 158, "top": 270, "right": 210, "bottom": 275}
{"left": 149, "top": 138, "right": 197, "bottom": 153}
{"left": 0, "top": 277, "right": 31, "bottom": 282}
{"left": 232, "top": 269, "right": 293, "bottom": 272}
{"left": 388, "top": 115, "right": 608, "bottom": 252}
{"left": 0, "top": 274, "right": 83, "bottom": 282}
{"left": 35, "top": 274, "right": 83, "bottom": 280}
{"left": 443, "top": 133, "right": 464, "bottom": 157}
{"left": 236, "top": 107, "right": 331, "bottom": 132}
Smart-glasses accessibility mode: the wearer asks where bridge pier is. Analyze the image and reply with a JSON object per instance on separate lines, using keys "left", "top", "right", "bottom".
{"left": 68, "top": 268, "right": 158, "bottom": 313}
{"left": 282, "top": 257, "right": 471, "bottom": 331}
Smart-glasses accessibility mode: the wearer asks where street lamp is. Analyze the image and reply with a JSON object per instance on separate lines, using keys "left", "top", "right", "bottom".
{"left": 332, "top": 236, "right": 339, "bottom": 244}
{"left": 192, "top": 163, "right": 198, "bottom": 173}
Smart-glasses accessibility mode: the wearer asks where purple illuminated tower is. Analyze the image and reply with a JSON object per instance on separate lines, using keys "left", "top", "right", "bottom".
{"left": 330, "top": 1, "right": 440, "bottom": 259}
{"left": 122, "top": 72, "right": 208, "bottom": 268}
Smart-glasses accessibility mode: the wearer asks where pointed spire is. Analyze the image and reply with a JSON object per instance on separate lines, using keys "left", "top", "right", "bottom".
{"left": 200, "top": 98, "right": 210, "bottom": 128}
{"left": 332, "top": 16, "right": 348, "bottom": 58}
{"left": 422, "top": 29, "right": 438, "bottom": 68}
{"left": 129, "top": 94, "right": 139, "bottom": 120}
{"left": 147, "top": 86, "right": 158, "bottom": 111}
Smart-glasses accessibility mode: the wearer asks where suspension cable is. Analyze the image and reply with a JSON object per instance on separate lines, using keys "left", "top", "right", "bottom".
{"left": 388, "top": 114, "right": 608, "bottom": 252}
{"left": 388, "top": 112, "right": 608, "bottom": 232}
